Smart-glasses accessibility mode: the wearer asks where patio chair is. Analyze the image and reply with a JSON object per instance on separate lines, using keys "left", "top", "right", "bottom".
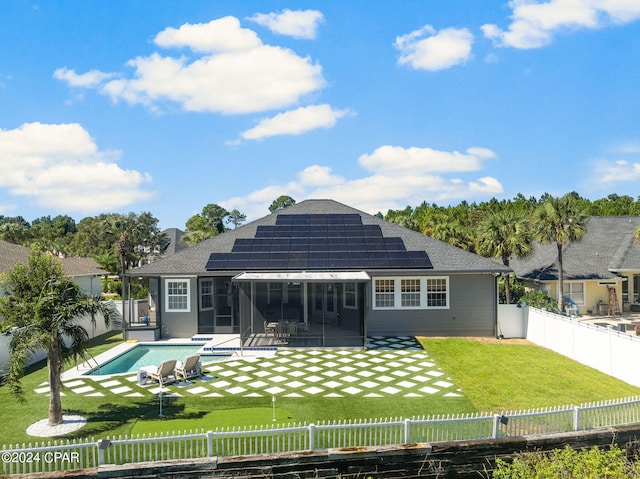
{"left": 175, "top": 354, "right": 201, "bottom": 382}
{"left": 148, "top": 359, "right": 177, "bottom": 387}
{"left": 264, "top": 321, "right": 277, "bottom": 338}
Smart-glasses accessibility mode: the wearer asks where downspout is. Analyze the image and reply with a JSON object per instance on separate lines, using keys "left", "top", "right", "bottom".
{"left": 362, "top": 282, "right": 367, "bottom": 350}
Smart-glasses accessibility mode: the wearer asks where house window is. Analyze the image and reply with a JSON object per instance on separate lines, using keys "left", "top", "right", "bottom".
{"left": 165, "top": 279, "right": 190, "bottom": 312}
{"left": 373, "top": 276, "right": 449, "bottom": 309}
{"left": 563, "top": 282, "right": 585, "bottom": 305}
{"left": 375, "top": 279, "right": 395, "bottom": 308}
{"left": 426, "top": 277, "right": 448, "bottom": 308}
{"left": 401, "top": 279, "right": 421, "bottom": 307}
{"left": 199, "top": 278, "right": 213, "bottom": 311}
{"left": 344, "top": 282, "right": 357, "bottom": 309}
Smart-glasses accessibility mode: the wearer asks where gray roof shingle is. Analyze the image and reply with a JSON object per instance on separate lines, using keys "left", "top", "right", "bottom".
{"left": 0, "top": 241, "right": 105, "bottom": 277}
{"left": 130, "top": 199, "right": 510, "bottom": 276}
{"left": 511, "top": 216, "right": 640, "bottom": 281}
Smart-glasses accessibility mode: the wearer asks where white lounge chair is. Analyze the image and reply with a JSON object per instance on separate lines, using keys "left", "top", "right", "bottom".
{"left": 175, "top": 354, "right": 201, "bottom": 382}
{"left": 148, "top": 359, "right": 177, "bottom": 387}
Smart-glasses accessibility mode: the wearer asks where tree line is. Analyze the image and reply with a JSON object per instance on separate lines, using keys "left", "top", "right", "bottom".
{"left": 1, "top": 192, "right": 639, "bottom": 303}
{"left": 0, "top": 195, "right": 297, "bottom": 275}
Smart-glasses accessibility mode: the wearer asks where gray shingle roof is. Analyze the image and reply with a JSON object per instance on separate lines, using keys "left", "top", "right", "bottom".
{"left": 130, "top": 199, "right": 510, "bottom": 276}
{"left": 511, "top": 216, "right": 640, "bottom": 281}
{"left": 0, "top": 241, "right": 105, "bottom": 277}
{"left": 161, "top": 228, "right": 188, "bottom": 256}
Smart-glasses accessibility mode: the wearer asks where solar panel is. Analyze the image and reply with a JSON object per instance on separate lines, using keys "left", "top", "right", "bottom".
{"left": 205, "top": 213, "right": 433, "bottom": 271}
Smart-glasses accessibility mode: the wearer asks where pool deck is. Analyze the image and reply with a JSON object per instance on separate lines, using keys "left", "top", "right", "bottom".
{"left": 45, "top": 336, "right": 463, "bottom": 400}
{"left": 62, "top": 335, "right": 278, "bottom": 381}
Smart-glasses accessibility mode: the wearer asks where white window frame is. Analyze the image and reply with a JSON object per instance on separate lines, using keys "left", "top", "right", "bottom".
{"left": 372, "top": 276, "right": 449, "bottom": 310}
{"left": 165, "top": 278, "right": 190, "bottom": 312}
{"left": 563, "top": 281, "right": 585, "bottom": 305}
{"left": 425, "top": 277, "right": 449, "bottom": 309}
{"left": 343, "top": 282, "right": 357, "bottom": 309}
{"left": 199, "top": 278, "right": 214, "bottom": 311}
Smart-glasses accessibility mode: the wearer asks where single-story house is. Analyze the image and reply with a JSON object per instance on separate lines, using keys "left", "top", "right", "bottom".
{"left": 0, "top": 240, "right": 104, "bottom": 296}
{"left": 510, "top": 216, "right": 640, "bottom": 315}
{"left": 127, "top": 199, "right": 511, "bottom": 346}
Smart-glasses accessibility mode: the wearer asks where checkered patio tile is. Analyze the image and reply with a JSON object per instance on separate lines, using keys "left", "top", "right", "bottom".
{"left": 41, "top": 337, "right": 462, "bottom": 399}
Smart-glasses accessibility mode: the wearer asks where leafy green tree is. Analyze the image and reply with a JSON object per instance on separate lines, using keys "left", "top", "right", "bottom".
{"left": 477, "top": 210, "right": 533, "bottom": 304}
{"left": 0, "top": 249, "right": 117, "bottom": 426}
{"left": 184, "top": 204, "right": 229, "bottom": 245}
{"left": 383, "top": 206, "right": 420, "bottom": 231}
{"left": 226, "top": 209, "right": 247, "bottom": 229}
{"left": 30, "top": 215, "right": 76, "bottom": 256}
{"left": 532, "top": 194, "right": 588, "bottom": 310}
{"left": 0, "top": 216, "right": 31, "bottom": 245}
{"left": 268, "top": 195, "right": 296, "bottom": 213}
{"left": 67, "top": 214, "right": 114, "bottom": 257}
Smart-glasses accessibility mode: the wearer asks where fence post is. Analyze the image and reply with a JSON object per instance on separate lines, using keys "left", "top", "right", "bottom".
{"left": 492, "top": 415, "right": 500, "bottom": 438}
{"left": 573, "top": 406, "right": 581, "bottom": 431}
{"left": 404, "top": 418, "right": 411, "bottom": 444}
{"left": 97, "top": 440, "right": 104, "bottom": 466}
{"left": 207, "top": 431, "right": 213, "bottom": 457}
{"left": 309, "top": 424, "right": 315, "bottom": 450}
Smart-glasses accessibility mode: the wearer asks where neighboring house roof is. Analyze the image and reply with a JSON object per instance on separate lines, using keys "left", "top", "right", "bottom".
{"left": 130, "top": 199, "right": 510, "bottom": 276}
{"left": 161, "top": 228, "right": 188, "bottom": 256}
{"left": 511, "top": 216, "right": 640, "bottom": 282}
{"left": 0, "top": 240, "right": 105, "bottom": 277}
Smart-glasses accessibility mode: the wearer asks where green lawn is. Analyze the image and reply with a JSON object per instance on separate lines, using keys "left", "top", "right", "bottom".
{"left": 1, "top": 333, "right": 639, "bottom": 445}
{"left": 418, "top": 337, "right": 640, "bottom": 411}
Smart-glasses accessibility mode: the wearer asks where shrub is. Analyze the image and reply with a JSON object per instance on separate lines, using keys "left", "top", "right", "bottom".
{"left": 519, "top": 290, "right": 557, "bottom": 311}
{"left": 492, "top": 445, "right": 640, "bottom": 478}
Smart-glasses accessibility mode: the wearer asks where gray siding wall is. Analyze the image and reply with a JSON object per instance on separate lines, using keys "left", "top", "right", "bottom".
{"left": 366, "top": 274, "right": 497, "bottom": 337}
{"left": 160, "top": 277, "right": 198, "bottom": 338}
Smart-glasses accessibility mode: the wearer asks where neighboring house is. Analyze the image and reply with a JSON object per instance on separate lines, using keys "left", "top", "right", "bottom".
{"left": 511, "top": 216, "right": 640, "bottom": 315}
{"left": 0, "top": 241, "right": 107, "bottom": 375}
{"left": 0, "top": 240, "right": 104, "bottom": 296}
{"left": 128, "top": 199, "right": 510, "bottom": 346}
{"left": 136, "top": 228, "right": 188, "bottom": 266}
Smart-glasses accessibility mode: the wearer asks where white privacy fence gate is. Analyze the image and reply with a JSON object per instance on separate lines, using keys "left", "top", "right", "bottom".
{"left": 3, "top": 396, "right": 640, "bottom": 475}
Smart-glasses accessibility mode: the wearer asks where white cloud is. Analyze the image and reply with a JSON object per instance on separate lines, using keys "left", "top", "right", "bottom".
{"left": 358, "top": 145, "right": 495, "bottom": 174}
{"left": 0, "top": 122, "right": 154, "bottom": 213}
{"left": 482, "top": 0, "right": 640, "bottom": 49}
{"left": 154, "top": 17, "right": 261, "bottom": 53}
{"left": 590, "top": 159, "right": 640, "bottom": 186}
{"left": 240, "top": 104, "right": 352, "bottom": 140}
{"left": 53, "top": 67, "right": 115, "bottom": 87}
{"left": 395, "top": 25, "right": 473, "bottom": 71}
{"left": 56, "top": 17, "right": 326, "bottom": 115}
{"left": 248, "top": 9, "right": 324, "bottom": 39}
{"left": 221, "top": 145, "right": 502, "bottom": 220}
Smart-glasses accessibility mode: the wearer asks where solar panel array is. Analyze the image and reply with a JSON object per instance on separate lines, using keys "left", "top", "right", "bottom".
{"left": 205, "top": 214, "right": 433, "bottom": 271}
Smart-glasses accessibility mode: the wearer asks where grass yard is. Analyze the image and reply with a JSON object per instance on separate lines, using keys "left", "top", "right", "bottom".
{"left": 418, "top": 337, "right": 640, "bottom": 411}
{"left": 1, "top": 333, "right": 639, "bottom": 445}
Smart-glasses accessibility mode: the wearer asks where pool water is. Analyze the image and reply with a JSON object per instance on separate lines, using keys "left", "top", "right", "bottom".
{"left": 86, "top": 344, "right": 227, "bottom": 376}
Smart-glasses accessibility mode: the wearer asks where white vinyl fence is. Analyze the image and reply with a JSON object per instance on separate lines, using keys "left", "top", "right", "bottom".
{"left": 0, "top": 300, "right": 119, "bottom": 377}
{"left": 525, "top": 307, "right": 640, "bottom": 387}
{"left": 2, "top": 396, "right": 640, "bottom": 475}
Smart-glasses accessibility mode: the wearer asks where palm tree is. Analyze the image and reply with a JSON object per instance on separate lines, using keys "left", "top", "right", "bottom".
{"left": 477, "top": 210, "right": 533, "bottom": 304}
{"left": 532, "top": 194, "right": 588, "bottom": 310}
{"left": 0, "top": 250, "right": 117, "bottom": 426}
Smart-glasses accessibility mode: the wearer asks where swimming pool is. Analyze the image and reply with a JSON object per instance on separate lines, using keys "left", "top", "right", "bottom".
{"left": 86, "top": 344, "right": 229, "bottom": 376}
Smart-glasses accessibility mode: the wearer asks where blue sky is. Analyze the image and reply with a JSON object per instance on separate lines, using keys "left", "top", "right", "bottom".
{"left": 1, "top": 1, "right": 639, "bottom": 230}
